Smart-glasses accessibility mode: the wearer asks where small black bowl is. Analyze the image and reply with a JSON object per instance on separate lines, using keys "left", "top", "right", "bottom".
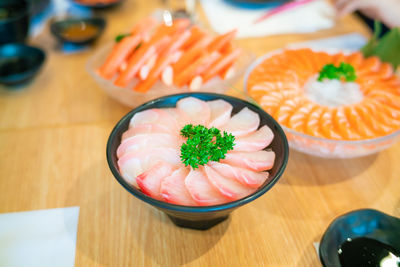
{"left": 0, "top": 43, "right": 45, "bottom": 86}
{"left": 71, "top": 0, "right": 124, "bottom": 9}
{"left": 50, "top": 17, "right": 106, "bottom": 45}
{"left": 0, "top": 0, "right": 30, "bottom": 44}
{"left": 319, "top": 209, "right": 400, "bottom": 267}
{"left": 106, "top": 92, "right": 289, "bottom": 230}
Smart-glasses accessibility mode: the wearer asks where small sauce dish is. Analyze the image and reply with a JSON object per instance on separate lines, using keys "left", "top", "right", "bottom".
{"left": 50, "top": 17, "right": 106, "bottom": 45}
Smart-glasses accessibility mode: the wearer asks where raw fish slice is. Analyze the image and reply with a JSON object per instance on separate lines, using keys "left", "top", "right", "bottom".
{"left": 117, "top": 133, "right": 182, "bottom": 158}
{"left": 176, "top": 97, "right": 211, "bottom": 126}
{"left": 333, "top": 107, "right": 361, "bottom": 140}
{"left": 185, "top": 167, "right": 229, "bottom": 206}
{"left": 118, "top": 148, "right": 181, "bottom": 187}
{"left": 319, "top": 109, "right": 343, "bottom": 140}
{"left": 129, "top": 108, "right": 179, "bottom": 131}
{"left": 207, "top": 99, "right": 233, "bottom": 128}
{"left": 208, "top": 162, "right": 268, "bottom": 188}
{"left": 163, "top": 108, "right": 191, "bottom": 128}
{"left": 220, "top": 107, "right": 260, "bottom": 137}
{"left": 305, "top": 106, "right": 325, "bottom": 138}
{"left": 234, "top": 125, "right": 274, "bottom": 151}
{"left": 160, "top": 167, "right": 197, "bottom": 206}
{"left": 121, "top": 123, "right": 174, "bottom": 141}
{"left": 221, "top": 150, "right": 275, "bottom": 172}
{"left": 204, "top": 165, "right": 255, "bottom": 200}
{"left": 136, "top": 161, "right": 176, "bottom": 200}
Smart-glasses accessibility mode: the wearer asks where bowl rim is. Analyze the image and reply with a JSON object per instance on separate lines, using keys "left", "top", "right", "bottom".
{"left": 0, "top": 43, "right": 46, "bottom": 82}
{"left": 106, "top": 92, "right": 289, "bottom": 213}
{"left": 70, "top": 0, "right": 123, "bottom": 9}
{"left": 243, "top": 47, "right": 400, "bottom": 145}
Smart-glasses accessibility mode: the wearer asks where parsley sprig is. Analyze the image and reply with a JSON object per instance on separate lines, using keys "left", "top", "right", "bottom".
{"left": 317, "top": 62, "right": 357, "bottom": 82}
{"left": 180, "top": 124, "right": 235, "bottom": 169}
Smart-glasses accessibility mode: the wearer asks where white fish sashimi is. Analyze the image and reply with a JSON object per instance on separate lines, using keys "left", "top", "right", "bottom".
{"left": 117, "top": 148, "right": 181, "bottom": 187}
{"left": 160, "top": 167, "right": 197, "bottom": 206}
{"left": 220, "top": 107, "right": 260, "bottom": 137}
{"left": 185, "top": 166, "right": 229, "bottom": 206}
{"left": 234, "top": 125, "right": 274, "bottom": 151}
{"left": 221, "top": 150, "right": 275, "bottom": 172}
{"left": 136, "top": 161, "right": 176, "bottom": 200}
{"left": 129, "top": 108, "right": 179, "bottom": 131}
{"left": 208, "top": 162, "right": 269, "bottom": 188}
{"left": 176, "top": 97, "right": 211, "bottom": 126}
{"left": 163, "top": 107, "right": 191, "bottom": 129}
{"left": 121, "top": 123, "right": 174, "bottom": 141}
{"left": 117, "top": 133, "right": 183, "bottom": 158}
{"left": 204, "top": 165, "right": 255, "bottom": 200}
{"left": 207, "top": 99, "right": 233, "bottom": 128}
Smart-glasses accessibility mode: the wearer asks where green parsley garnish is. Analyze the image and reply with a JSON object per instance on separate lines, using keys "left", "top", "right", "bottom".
{"left": 180, "top": 124, "right": 235, "bottom": 169}
{"left": 115, "top": 33, "right": 130, "bottom": 42}
{"left": 317, "top": 62, "right": 357, "bottom": 82}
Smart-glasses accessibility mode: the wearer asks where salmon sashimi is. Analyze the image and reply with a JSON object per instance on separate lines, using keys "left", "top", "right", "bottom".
{"left": 208, "top": 162, "right": 269, "bottom": 188}
{"left": 220, "top": 107, "right": 260, "bottom": 137}
{"left": 204, "top": 165, "right": 256, "bottom": 200}
{"left": 160, "top": 167, "right": 197, "bottom": 206}
{"left": 221, "top": 150, "right": 275, "bottom": 172}
{"left": 247, "top": 48, "right": 400, "bottom": 141}
{"left": 136, "top": 161, "right": 176, "bottom": 200}
{"left": 185, "top": 166, "right": 229, "bottom": 206}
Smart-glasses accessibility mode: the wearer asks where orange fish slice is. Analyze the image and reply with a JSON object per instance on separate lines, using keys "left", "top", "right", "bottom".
{"left": 287, "top": 102, "right": 316, "bottom": 133}
{"left": 333, "top": 107, "right": 362, "bottom": 140}
{"left": 344, "top": 106, "right": 376, "bottom": 139}
{"left": 305, "top": 106, "right": 325, "bottom": 138}
{"left": 319, "top": 109, "right": 344, "bottom": 140}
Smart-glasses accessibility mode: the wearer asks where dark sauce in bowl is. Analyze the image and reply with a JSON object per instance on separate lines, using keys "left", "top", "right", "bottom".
{"left": 338, "top": 237, "right": 400, "bottom": 267}
{"left": 60, "top": 22, "right": 100, "bottom": 42}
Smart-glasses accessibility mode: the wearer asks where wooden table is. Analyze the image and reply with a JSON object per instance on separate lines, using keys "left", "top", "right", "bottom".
{"left": 1, "top": 1, "right": 399, "bottom": 266}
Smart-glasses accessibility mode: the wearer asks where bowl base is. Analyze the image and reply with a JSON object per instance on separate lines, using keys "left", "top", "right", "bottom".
{"left": 167, "top": 214, "right": 229, "bottom": 230}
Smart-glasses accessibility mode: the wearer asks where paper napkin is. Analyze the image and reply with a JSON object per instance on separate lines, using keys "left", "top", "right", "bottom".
{"left": 200, "top": 0, "right": 336, "bottom": 38}
{"left": 0, "top": 207, "right": 80, "bottom": 267}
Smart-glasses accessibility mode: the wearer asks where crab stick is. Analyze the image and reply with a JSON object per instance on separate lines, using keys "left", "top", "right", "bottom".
{"left": 114, "top": 36, "right": 171, "bottom": 87}
{"left": 202, "top": 48, "right": 242, "bottom": 82}
{"left": 207, "top": 29, "right": 237, "bottom": 52}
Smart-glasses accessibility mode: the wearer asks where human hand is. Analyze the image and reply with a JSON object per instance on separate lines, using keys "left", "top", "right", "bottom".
{"left": 335, "top": 0, "right": 400, "bottom": 28}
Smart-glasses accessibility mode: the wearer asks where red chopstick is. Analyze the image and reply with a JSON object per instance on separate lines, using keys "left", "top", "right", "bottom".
{"left": 253, "top": 0, "right": 316, "bottom": 24}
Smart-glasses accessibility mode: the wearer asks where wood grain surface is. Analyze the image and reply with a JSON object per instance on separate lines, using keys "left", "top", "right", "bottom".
{"left": 1, "top": 0, "right": 399, "bottom": 266}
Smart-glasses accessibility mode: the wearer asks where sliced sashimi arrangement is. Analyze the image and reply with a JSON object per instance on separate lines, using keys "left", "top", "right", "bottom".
{"left": 97, "top": 16, "right": 242, "bottom": 93}
{"left": 117, "top": 97, "right": 275, "bottom": 206}
{"left": 247, "top": 48, "right": 400, "bottom": 141}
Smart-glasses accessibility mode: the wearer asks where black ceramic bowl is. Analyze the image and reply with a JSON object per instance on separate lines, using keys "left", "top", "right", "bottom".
{"left": 0, "top": 43, "right": 45, "bottom": 86}
{"left": 106, "top": 93, "right": 289, "bottom": 230}
{"left": 72, "top": 0, "right": 123, "bottom": 9}
{"left": 50, "top": 17, "right": 106, "bottom": 45}
{"left": 319, "top": 209, "right": 400, "bottom": 267}
{"left": 0, "top": 0, "right": 30, "bottom": 44}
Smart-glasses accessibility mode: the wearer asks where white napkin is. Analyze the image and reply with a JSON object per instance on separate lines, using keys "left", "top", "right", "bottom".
{"left": 200, "top": 0, "right": 336, "bottom": 38}
{"left": 0, "top": 207, "right": 80, "bottom": 267}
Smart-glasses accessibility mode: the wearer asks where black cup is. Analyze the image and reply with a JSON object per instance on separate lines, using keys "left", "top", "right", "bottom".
{"left": 0, "top": 0, "right": 30, "bottom": 44}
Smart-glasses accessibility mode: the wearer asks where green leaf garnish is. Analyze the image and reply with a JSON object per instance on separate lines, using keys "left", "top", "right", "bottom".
{"left": 180, "top": 124, "right": 235, "bottom": 169}
{"left": 361, "top": 21, "right": 400, "bottom": 69}
{"left": 115, "top": 33, "right": 130, "bottom": 42}
{"left": 317, "top": 62, "right": 357, "bottom": 82}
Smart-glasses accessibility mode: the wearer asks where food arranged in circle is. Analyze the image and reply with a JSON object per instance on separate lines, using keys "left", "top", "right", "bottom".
{"left": 116, "top": 97, "right": 275, "bottom": 206}
{"left": 246, "top": 48, "right": 400, "bottom": 141}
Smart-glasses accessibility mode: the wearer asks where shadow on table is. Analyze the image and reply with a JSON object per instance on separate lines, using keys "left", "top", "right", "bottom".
{"left": 66, "top": 159, "right": 229, "bottom": 267}
{"left": 280, "top": 149, "right": 380, "bottom": 186}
